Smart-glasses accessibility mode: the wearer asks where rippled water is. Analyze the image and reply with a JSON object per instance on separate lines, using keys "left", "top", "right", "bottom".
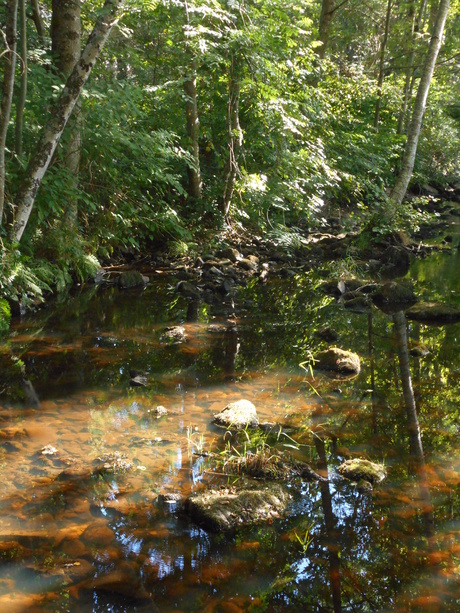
{"left": 0, "top": 253, "right": 459, "bottom": 612}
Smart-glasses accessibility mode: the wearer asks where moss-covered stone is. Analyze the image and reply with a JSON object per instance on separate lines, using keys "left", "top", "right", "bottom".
{"left": 314, "top": 348, "right": 361, "bottom": 376}
{"left": 118, "top": 270, "right": 148, "bottom": 289}
{"left": 337, "top": 458, "right": 386, "bottom": 485}
{"left": 406, "top": 302, "right": 460, "bottom": 325}
{"left": 185, "top": 483, "right": 291, "bottom": 532}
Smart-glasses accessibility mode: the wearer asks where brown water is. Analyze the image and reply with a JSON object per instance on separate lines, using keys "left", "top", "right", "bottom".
{"left": 0, "top": 256, "right": 459, "bottom": 612}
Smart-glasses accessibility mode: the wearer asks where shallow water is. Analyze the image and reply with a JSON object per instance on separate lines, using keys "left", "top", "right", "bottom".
{"left": 0, "top": 254, "right": 459, "bottom": 613}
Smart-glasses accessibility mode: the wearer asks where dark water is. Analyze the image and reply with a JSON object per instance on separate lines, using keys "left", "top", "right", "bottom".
{"left": 0, "top": 252, "right": 459, "bottom": 613}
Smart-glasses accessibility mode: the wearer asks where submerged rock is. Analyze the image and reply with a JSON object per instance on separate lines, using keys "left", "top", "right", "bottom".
{"left": 406, "top": 302, "right": 460, "bottom": 325}
{"left": 337, "top": 458, "right": 386, "bottom": 488}
{"left": 118, "top": 271, "right": 148, "bottom": 289}
{"left": 160, "top": 326, "right": 187, "bottom": 344}
{"left": 185, "top": 483, "right": 291, "bottom": 532}
{"left": 213, "top": 399, "right": 259, "bottom": 430}
{"left": 147, "top": 405, "right": 168, "bottom": 418}
{"left": 314, "top": 348, "right": 361, "bottom": 376}
{"left": 372, "top": 281, "right": 417, "bottom": 313}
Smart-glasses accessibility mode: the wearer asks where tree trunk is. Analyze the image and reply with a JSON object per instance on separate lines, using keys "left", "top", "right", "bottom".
{"left": 29, "top": 0, "right": 46, "bottom": 42}
{"left": 0, "top": 0, "right": 18, "bottom": 226}
{"left": 397, "top": 0, "right": 428, "bottom": 135}
{"left": 183, "top": 0, "right": 202, "bottom": 201}
{"left": 11, "top": 0, "right": 123, "bottom": 243}
{"left": 317, "top": 0, "right": 335, "bottom": 59}
{"left": 184, "top": 69, "right": 202, "bottom": 200}
{"left": 15, "top": 0, "right": 27, "bottom": 156}
{"left": 392, "top": 310, "right": 425, "bottom": 461}
{"left": 390, "top": 0, "right": 450, "bottom": 206}
{"left": 221, "top": 54, "right": 242, "bottom": 215}
{"left": 373, "top": 0, "right": 392, "bottom": 130}
{"left": 52, "top": 0, "right": 82, "bottom": 228}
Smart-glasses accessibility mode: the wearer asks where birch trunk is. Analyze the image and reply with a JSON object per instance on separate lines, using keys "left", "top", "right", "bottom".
{"left": 15, "top": 0, "right": 27, "bottom": 156}
{"left": 0, "top": 0, "right": 18, "bottom": 226}
{"left": 52, "top": 0, "right": 82, "bottom": 228}
{"left": 390, "top": 0, "right": 450, "bottom": 206}
{"left": 11, "top": 0, "right": 123, "bottom": 243}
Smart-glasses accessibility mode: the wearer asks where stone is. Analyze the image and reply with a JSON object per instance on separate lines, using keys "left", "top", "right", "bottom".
{"left": 314, "top": 348, "right": 361, "bottom": 376}
{"left": 147, "top": 405, "right": 168, "bottom": 418}
{"left": 237, "top": 258, "right": 258, "bottom": 272}
{"left": 185, "top": 483, "right": 291, "bottom": 532}
{"left": 176, "top": 281, "right": 201, "bottom": 299}
{"left": 337, "top": 458, "right": 386, "bottom": 485}
{"left": 406, "top": 302, "right": 460, "bottom": 325}
{"left": 160, "top": 326, "right": 187, "bottom": 344}
{"left": 372, "top": 281, "right": 418, "bottom": 313}
{"left": 118, "top": 271, "right": 148, "bottom": 289}
{"left": 213, "top": 399, "right": 259, "bottom": 430}
{"left": 81, "top": 523, "right": 115, "bottom": 546}
{"left": 216, "top": 247, "right": 241, "bottom": 262}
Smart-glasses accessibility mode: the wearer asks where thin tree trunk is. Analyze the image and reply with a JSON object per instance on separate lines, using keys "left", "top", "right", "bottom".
{"left": 374, "top": 0, "right": 392, "bottom": 130}
{"left": 221, "top": 54, "right": 242, "bottom": 215}
{"left": 317, "top": 0, "right": 335, "bottom": 59}
{"left": 29, "top": 0, "right": 46, "bottom": 42}
{"left": 392, "top": 310, "right": 434, "bottom": 534}
{"left": 15, "top": 0, "right": 27, "bottom": 156}
{"left": 183, "top": 0, "right": 202, "bottom": 200}
{"left": 52, "top": 0, "right": 82, "bottom": 228}
{"left": 11, "top": 0, "right": 123, "bottom": 243}
{"left": 0, "top": 0, "right": 19, "bottom": 226}
{"left": 184, "top": 70, "right": 202, "bottom": 199}
{"left": 392, "top": 310, "right": 424, "bottom": 461}
{"left": 397, "top": 0, "right": 428, "bottom": 135}
{"left": 390, "top": 0, "right": 450, "bottom": 206}
{"left": 314, "top": 436, "right": 343, "bottom": 613}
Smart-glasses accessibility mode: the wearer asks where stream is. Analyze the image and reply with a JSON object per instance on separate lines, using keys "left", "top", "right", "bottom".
{"left": 0, "top": 247, "right": 459, "bottom": 612}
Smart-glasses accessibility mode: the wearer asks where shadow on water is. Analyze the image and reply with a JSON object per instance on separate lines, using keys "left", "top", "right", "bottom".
{"left": 0, "top": 250, "right": 459, "bottom": 612}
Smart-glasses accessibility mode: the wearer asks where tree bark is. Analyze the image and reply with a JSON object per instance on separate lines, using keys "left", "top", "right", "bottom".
{"left": 29, "top": 0, "right": 46, "bottom": 42}
{"left": 183, "top": 0, "right": 202, "bottom": 200}
{"left": 15, "top": 0, "right": 27, "bottom": 156}
{"left": 52, "top": 0, "right": 82, "bottom": 228}
{"left": 390, "top": 0, "right": 450, "bottom": 206}
{"left": 184, "top": 69, "right": 202, "bottom": 200}
{"left": 317, "top": 0, "right": 335, "bottom": 59}
{"left": 397, "top": 0, "right": 428, "bottom": 135}
{"left": 11, "top": 0, "right": 123, "bottom": 243}
{"left": 0, "top": 0, "right": 19, "bottom": 226}
{"left": 221, "top": 54, "right": 242, "bottom": 215}
{"left": 373, "top": 0, "right": 392, "bottom": 130}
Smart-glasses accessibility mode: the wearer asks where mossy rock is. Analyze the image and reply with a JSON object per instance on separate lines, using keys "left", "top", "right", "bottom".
{"left": 406, "top": 302, "right": 460, "bottom": 325}
{"left": 185, "top": 483, "right": 291, "bottom": 532}
{"left": 372, "top": 281, "right": 417, "bottom": 313}
{"left": 118, "top": 270, "right": 148, "bottom": 289}
{"left": 314, "top": 348, "right": 361, "bottom": 376}
{"left": 213, "top": 399, "right": 259, "bottom": 430}
{"left": 337, "top": 458, "right": 386, "bottom": 485}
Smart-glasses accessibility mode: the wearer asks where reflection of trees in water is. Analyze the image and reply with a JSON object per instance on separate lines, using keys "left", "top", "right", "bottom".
{"left": 392, "top": 309, "right": 434, "bottom": 535}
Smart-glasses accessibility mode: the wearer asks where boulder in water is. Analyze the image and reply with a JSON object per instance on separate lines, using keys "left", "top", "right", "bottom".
{"left": 314, "top": 348, "right": 361, "bottom": 376}
{"left": 213, "top": 399, "right": 259, "bottom": 430}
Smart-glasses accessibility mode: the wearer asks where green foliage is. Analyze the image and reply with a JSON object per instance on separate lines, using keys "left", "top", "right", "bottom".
{"left": 0, "top": 298, "right": 11, "bottom": 335}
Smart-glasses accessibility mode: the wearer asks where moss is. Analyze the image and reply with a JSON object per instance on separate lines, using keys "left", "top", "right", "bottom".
{"left": 314, "top": 348, "right": 361, "bottom": 376}
{"left": 337, "top": 458, "right": 386, "bottom": 485}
